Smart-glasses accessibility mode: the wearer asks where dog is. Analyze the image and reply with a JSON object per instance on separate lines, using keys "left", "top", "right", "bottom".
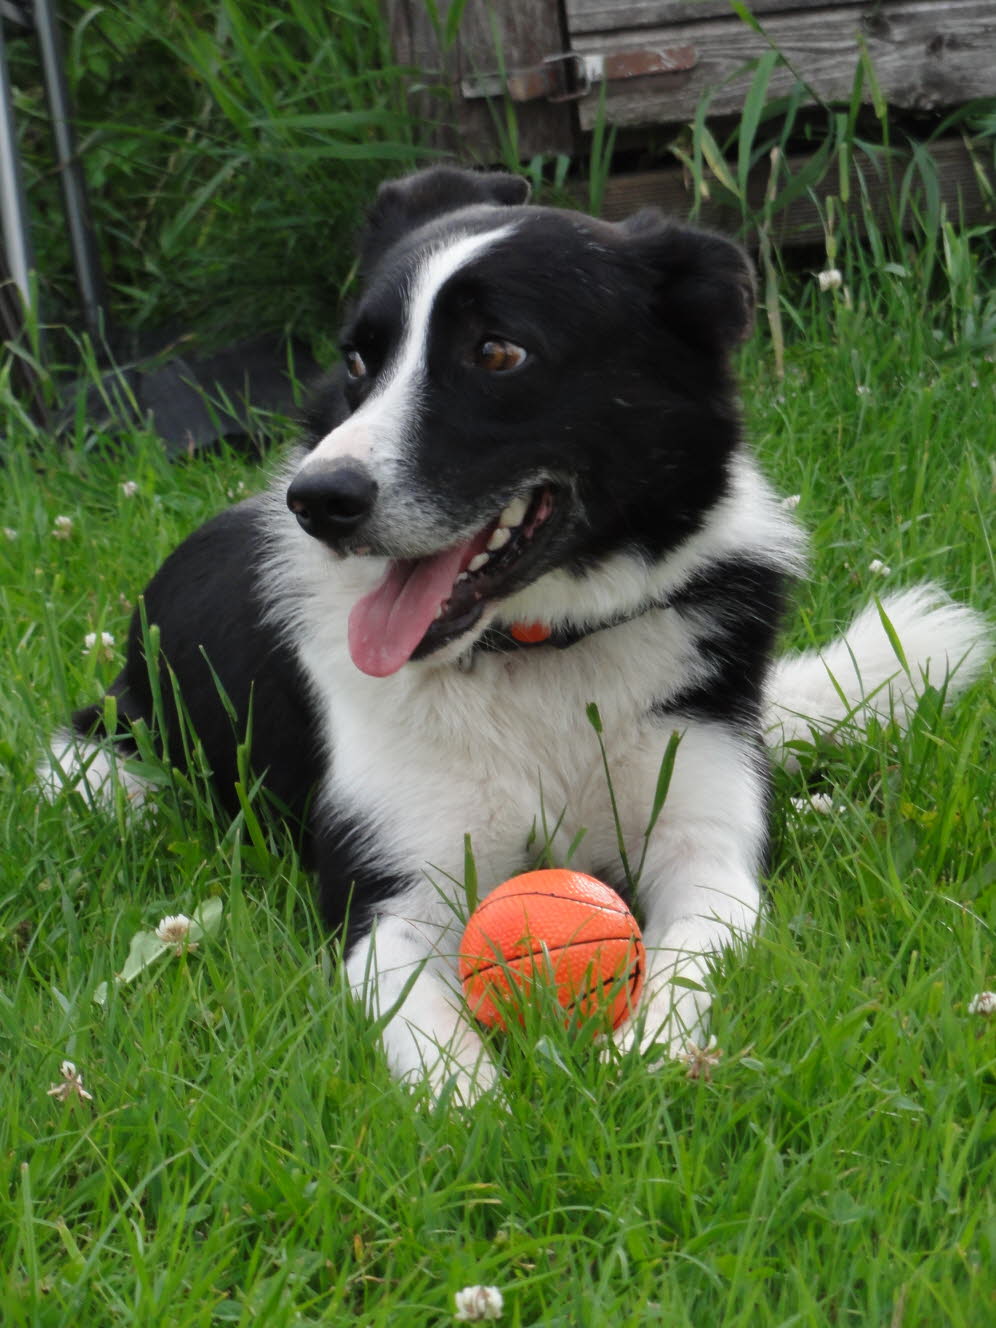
{"left": 45, "top": 166, "right": 992, "bottom": 1101}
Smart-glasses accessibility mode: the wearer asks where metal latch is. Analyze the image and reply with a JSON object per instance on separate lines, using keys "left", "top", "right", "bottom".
{"left": 461, "top": 47, "right": 697, "bottom": 104}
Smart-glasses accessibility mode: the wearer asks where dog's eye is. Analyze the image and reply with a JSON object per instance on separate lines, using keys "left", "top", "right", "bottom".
{"left": 474, "top": 339, "right": 527, "bottom": 373}
{"left": 344, "top": 349, "right": 367, "bottom": 380}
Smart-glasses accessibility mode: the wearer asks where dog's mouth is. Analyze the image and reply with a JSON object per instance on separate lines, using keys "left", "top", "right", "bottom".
{"left": 347, "top": 486, "right": 559, "bottom": 676}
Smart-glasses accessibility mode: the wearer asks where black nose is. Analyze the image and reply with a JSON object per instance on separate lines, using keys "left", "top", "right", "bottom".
{"left": 286, "top": 460, "right": 378, "bottom": 543}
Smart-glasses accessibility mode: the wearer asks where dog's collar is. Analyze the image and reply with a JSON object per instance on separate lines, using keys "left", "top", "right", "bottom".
{"left": 468, "top": 603, "right": 665, "bottom": 664}
{"left": 475, "top": 619, "right": 588, "bottom": 655}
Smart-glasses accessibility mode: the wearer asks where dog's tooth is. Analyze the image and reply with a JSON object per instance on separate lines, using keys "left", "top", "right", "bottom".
{"left": 486, "top": 526, "right": 511, "bottom": 552}
{"left": 467, "top": 552, "right": 489, "bottom": 573}
{"left": 498, "top": 496, "right": 528, "bottom": 529}
{"left": 456, "top": 572, "right": 470, "bottom": 584}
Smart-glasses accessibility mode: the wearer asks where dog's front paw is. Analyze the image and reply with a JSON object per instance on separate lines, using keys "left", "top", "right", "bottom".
{"left": 386, "top": 1012, "right": 500, "bottom": 1108}
{"left": 610, "top": 980, "right": 712, "bottom": 1068}
{"left": 419, "top": 1042, "right": 501, "bottom": 1108}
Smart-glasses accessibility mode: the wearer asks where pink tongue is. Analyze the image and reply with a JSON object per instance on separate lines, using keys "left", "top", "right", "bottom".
{"left": 348, "top": 543, "right": 474, "bottom": 677}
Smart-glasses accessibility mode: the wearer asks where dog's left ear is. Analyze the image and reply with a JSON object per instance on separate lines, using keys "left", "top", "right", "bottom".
{"left": 359, "top": 167, "right": 531, "bottom": 272}
{"left": 620, "top": 209, "right": 755, "bottom": 353}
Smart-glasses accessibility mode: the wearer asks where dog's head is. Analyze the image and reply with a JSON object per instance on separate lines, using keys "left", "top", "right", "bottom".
{"left": 287, "top": 167, "right": 755, "bottom": 677}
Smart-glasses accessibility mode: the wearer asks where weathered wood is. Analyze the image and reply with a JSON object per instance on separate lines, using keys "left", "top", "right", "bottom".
{"left": 385, "top": 1, "right": 996, "bottom": 163}
{"left": 568, "top": 1, "right": 996, "bottom": 130}
{"left": 567, "top": 1, "right": 863, "bottom": 32}
{"left": 580, "top": 137, "right": 993, "bottom": 247}
{"left": 384, "top": 0, "right": 576, "bottom": 161}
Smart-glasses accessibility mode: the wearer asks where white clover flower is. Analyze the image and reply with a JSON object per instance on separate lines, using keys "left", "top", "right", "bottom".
{"left": 83, "top": 630, "right": 116, "bottom": 661}
{"left": 3, "top": 527, "right": 17, "bottom": 541}
{"left": 52, "top": 515, "right": 73, "bottom": 539}
{"left": 120, "top": 480, "right": 139, "bottom": 498}
{"left": 47, "top": 1060, "right": 93, "bottom": 1103}
{"left": 868, "top": 559, "right": 891, "bottom": 577}
{"left": 817, "top": 268, "right": 843, "bottom": 292}
{"left": 780, "top": 493, "right": 801, "bottom": 511}
{"left": 94, "top": 901, "right": 222, "bottom": 1007}
{"left": 790, "top": 793, "right": 838, "bottom": 816}
{"left": 155, "top": 913, "right": 198, "bottom": 954}
{"left": 968, "top": 992, "right": 996, "bottom": 1016}
{"left": 454, "top": 1285, "right": 504, "bottom": 1321}
{"left": 679, "top": 1035, "right": 723, "bottom": 1081}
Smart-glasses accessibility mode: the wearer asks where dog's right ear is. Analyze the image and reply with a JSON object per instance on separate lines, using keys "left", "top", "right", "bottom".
{"left": 619, "top": 209, "right": 756, "bottom": 355}
{"left": 359, "top": 167, "right": 531, "bottom": 272}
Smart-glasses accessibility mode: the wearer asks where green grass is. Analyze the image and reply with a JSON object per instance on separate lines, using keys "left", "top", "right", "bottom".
{"left": 8, "top": 0, "right": 421, "bottom": 344}
{"left": 3, "top": 8, "right": 996, "bottom": 1319}
{"left": 2, "top": 236, "right": 994, "bottom": 1325}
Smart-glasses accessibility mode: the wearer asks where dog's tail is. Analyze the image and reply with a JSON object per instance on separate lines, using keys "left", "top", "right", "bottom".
{"left": 764, "top": 583, "right": 993, "bottom": 763}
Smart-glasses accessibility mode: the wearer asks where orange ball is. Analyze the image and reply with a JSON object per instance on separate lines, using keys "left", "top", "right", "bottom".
{"left": 459, "top": 869, "right": 645, "bottom": 1031}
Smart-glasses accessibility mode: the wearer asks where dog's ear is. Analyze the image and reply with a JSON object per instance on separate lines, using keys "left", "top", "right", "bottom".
{"left": 619, "top": 209, "right": 755, "bottom": 353}
{"left": 359, "top": 167, "right": 531, "bottom": 272}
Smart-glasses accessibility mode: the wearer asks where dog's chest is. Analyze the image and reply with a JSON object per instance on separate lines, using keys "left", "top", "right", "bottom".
{"left": 320, "top": 632, "right": 680, "bottom": 887}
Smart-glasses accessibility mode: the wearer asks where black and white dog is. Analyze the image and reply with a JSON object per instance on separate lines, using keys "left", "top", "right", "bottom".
{"left": 47, "top": 167, "right": 991, "bottom": 1099}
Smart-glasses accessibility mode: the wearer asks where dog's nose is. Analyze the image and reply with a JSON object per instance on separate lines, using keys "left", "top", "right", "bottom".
{"left": 286, "top": 460, "right": 378, "bottom": 543}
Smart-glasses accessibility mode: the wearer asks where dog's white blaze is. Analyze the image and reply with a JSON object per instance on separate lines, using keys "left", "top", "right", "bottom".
{"left": 307, "top": 416, "right": 377, "bottom": 466}
{"left": 302, "top": 225, "right": 515, "bottom": 475}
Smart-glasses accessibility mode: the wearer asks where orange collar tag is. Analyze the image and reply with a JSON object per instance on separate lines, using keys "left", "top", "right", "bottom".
{"left": 509, "top": 621, "right": 551, "bottom": 644}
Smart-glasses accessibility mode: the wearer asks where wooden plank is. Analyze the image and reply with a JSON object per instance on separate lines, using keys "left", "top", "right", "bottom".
{"left": 581, "top": 138, "right": 993, "bottom": 247}
{"left": 385, "top": 0, "right": 576, "bottom": 160}
{"left": 567, "top": 1, "right": 863, "bottom": 33}
{"left": 568, "top": 1, "right": 996, "bottom": 130}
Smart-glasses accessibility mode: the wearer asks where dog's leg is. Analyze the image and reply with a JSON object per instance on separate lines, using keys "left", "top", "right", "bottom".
{"left": 344, "top": 911, "right": 498, "bottom": 1105}
{"left": 38, "top": 725, "right": 156, "bottom": 810}
{"left": 613, "top": 720, "right": 767, "bottom": 1060}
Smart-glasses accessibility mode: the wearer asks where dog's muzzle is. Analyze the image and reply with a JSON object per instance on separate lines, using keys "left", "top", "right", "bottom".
{"left": 287, "top": 459, "right": 378, "bottom": 547}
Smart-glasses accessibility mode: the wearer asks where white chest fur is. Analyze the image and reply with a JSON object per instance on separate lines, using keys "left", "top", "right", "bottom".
{"left": 300, "top": 602, "right": 707, "bottom": 894}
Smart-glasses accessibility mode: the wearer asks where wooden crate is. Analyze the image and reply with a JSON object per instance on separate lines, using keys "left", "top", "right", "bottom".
{"left": 385, "top": 0, "right": 996, "bottom": 236}
{"left": 387, "top": 1, "right": 996, "bottom": 152}
{"left": 567, "top": 0, "right": 996, "bottom": 131}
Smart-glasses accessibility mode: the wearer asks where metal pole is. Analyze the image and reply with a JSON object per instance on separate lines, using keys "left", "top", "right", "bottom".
{"left": 0, "top": 14, "right": 35, "bottom": 315}
{"left": 32, "top": 0, "right": 107, "bottom": 340}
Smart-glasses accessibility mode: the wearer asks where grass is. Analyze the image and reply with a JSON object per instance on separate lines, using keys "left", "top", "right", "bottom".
{"left": 8, "top": 0, "right": 421, "bottom": 345}
{"left": 2, "top": 239, "right": 994, "bottom": 1325}
{"left": 3, "top": 4, "right": 995, "bottom": 1322}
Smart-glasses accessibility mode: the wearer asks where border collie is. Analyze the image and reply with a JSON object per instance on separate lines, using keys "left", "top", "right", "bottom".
{"left": 46, "top": 167, "right": 992, "bottom": 1101}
